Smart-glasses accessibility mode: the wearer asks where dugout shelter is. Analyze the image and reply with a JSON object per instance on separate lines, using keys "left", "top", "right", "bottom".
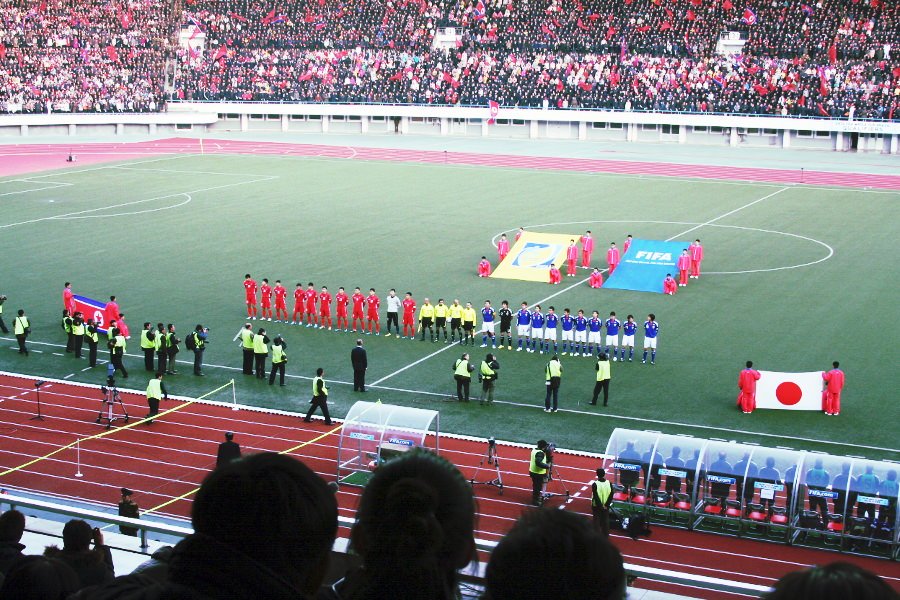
{"left": 603, "top": 429, "right": 899, "bottom": 560}
{"left": 336, "top": 401, "right": 440, "bottom": 487}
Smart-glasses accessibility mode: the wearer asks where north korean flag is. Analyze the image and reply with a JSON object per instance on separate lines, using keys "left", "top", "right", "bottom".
{"left": 73, "top": 294, "right": 118, "bottom": 334}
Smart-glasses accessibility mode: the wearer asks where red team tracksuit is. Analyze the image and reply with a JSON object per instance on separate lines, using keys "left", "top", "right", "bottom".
{"left": 588, "top": 271, "right": 603, "bottom": 288}
{"left": 293, "top": 288, "right": 304, "bottom": 323}
{"left": 607, "top": 247, "right": 620, "bottom": 275}
{"left": 304, "top": 288, "right": 318, "bottom": 326}
{"left": 822, "top": 368, "right": 845, "bottom": 415}
{"left": 497, "top": 238, "right": 510, "bottom": 262}
{"left": 581, "top": 234, "right": 594, "bottom": 267}
{"left": 737, "top": 367, "right": 761, "bottom": 413}
{"left": 677, "top": 253, "right": 691, "bottom": 286}
{"left": 690, "top": 242, "right": 704, "bottom": 278}
{"left": 478, "top": 259, "right": 492, "bottom": 277}
{"left": 549, "top": 266, "right": 562, "bottom": 284}
{"left": 566, "top": 245, "right": 578, "bottom": 276}
{"left": 663, "top": 276, "right": 678, "bottom": 295}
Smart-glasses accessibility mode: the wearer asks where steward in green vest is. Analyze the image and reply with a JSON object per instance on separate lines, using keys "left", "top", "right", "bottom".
{"left": 71, "top": 312, "right": 85, "bottom": 359}
{"left": 234, "top": 323, "right": 255, "bottom": 375}
{"left": 62, "top": 310, "right": 75, "bottom": 353}
{"left": 252, "top": 328, "right": 270, "bottom": 379}
{"left": 591, "top": 468, "right": 613, "bottom": 536}
{"left": 304, "top": 368, "right": 333, "bottom": 426}
{"left": 268, "top": 336, "right": 288, "bottom": 386}
{"left": 111, "top": 333, "right": 128, "bottom": 379}
{"left": 155, "top": 323, "right": 169, "bottom": 375}
{"left": 479, "top": 353, "right": 498, "bottom": 405}
{"left": 591, "top": 353, "right": 611, "bottom": 407}
{"left": 85, "top": 319, "right": 100, "bottom": 367}
{"left": 140, "top": 322, "right": 157, "bottom": 372}
{"left": 529, "top": 440, "right": 550, "bottom": 506}
{"left": 544, "top": 356, "right": 562, "bottom": 412}
{"left": 145, "top": 372, "right": 168, "bottom": 423}
{"left": 165, "top": 324, "right": 179, "bottom": 375}
{"left": 453, "top": 353, "right": 473, "bottom": 403}
{"left": 14, "top": 309, "right": 30, "bottom": 355}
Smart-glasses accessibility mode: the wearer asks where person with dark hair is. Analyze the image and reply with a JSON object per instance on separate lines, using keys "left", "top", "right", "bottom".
{"left": 529, "top": 440, "right": 550, "bottom": 506}
{"left": 737, "top": 361, "right": 761, "bottom": 413}
{"left": 305, "top": 368, "right": 333, "bottom": 425}
{"left": 0, "top": 509, "right": 26, "bottom": 575}
{"left": 76, "top": 453, "right": 338, "bottom": 600}
{"left": 145, "top": 372, "right": 167, "bottom": 424}
{"left": 0, "top": 555, "right": 81, "bottom": 600}
{"left": 269, "top": 335, "right": 288, "bottom": 386}
{"left": 216, "top": 432, "right": 241, "bottom": 467}
{"left": 351, "top": 339, "right": 367, "bottom": 392}
{"left": 319, "top": 449, "right": 475, "bottom": 600}
{"left": 14, "top": 309, "right": 30, "bottom": 355}
{"left": 117, "top": 488, "right": 140, "bottom": 536}
{"left": 763, "top": 562, "right": 898, "bottom": 600}
{"left": 484, "top": 508, "right": 626, "bottom": 600}
{"left": 591, "top": 468, "right": 613, "bottom": 536}
{"left": 43, "top": 519, "right": 114, "bottom": 589}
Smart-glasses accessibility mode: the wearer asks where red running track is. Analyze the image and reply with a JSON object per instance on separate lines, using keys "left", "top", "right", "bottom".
{"left": 1, "top": 138, "right": 899, "bottom": 190}
{"left": 0, "top": 374, "right": 897, "bottom": 598}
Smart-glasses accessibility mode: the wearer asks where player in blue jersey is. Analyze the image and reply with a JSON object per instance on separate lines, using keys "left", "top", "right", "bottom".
{"left": 480, "top": 301, "right": 496, "bottom": 348}
{"left": 588, "top": 311, "right": 603, "bottom": 358}
{"left": 543, "top": 307, "right": 559, "bottom": 354}
{"left": 560, "top": 308, "right": 575, "bottom": 355}
{"left": 574, "top": 309, "right": 588, "bottom": 356}
{"left": 516, "top": 302, "right": 531, "bottom": 352}
{"left": 604, "top": 311, "right": 621, "bottom": 362}
{"left": 621, "top": 315, "right": 637, "bottom": 361}
{"left": 529, "top": 306, "right": 545, "bottom": 353}
{"left": 642, "top": 313, "right": 659, "bottom": 364}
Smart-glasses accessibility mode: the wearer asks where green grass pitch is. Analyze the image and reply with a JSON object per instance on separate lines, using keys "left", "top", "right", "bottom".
{"left": 1, "top": 152, "right": 897, "bottom": 461}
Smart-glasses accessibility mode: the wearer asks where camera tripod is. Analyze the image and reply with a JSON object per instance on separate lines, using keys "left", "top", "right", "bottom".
{"left": 470, "top": 438, "right": 504, "bottom": 495}
{"left": 96, "top": 384, "right": 129, "bottom": 429}
{"left": 538, "top": 463, "right": 571, "bottom": 505}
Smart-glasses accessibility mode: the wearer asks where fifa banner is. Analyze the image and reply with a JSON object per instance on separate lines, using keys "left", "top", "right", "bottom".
{"left": 603, "top": 238, "right": 688, "bottom": 293}
{"left": 491, "top": 232, "right": 576, "bottom": 283}
{"left": 72, "top": 294, "right": 117, "bottom": 334}
{"left": 755, "top": 370, "right": 825, "bottom": 411}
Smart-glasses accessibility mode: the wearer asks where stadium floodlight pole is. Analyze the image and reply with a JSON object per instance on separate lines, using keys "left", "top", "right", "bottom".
{"left": 31, "top": 381, "right": 46, "bottom": 421}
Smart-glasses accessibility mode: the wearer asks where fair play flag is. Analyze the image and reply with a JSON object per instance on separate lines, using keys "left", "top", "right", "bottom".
{"left": 755, "top": 370, "right": 824, "bottom": 411}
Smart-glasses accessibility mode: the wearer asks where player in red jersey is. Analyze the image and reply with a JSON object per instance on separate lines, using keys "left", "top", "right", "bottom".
{"left": 402, "top": 292, "right": 417, "bottom": 339}
{"left": 588, "top": 268, "right": 603, "bottom": 288}
{"left": 63, "top": 282, "right": 76, "bottom": 316}
{"left": 351, "top": 287, "right": 366, "bottom": 332}
{"left": 737, "top": 361, "right": 761, "bottom": 414}
{"left": 273, "top": 280, "right": 288, "bottom": 322}
{"left": 497, "top": 234, "right": 510, "bottom": 262}
{"left": 365, "top": 288, "right": 381, "bottom": 335}
{"left": 663, "top": 274, "right": 677, "bottom": 295}
{"left": 334, "top": 287, "right": 350, "bottom": 331}
{"left": 244, "top": 274, "right": 258, "bottom": 319}
{"left": 606, "top": 243, "right": 620, "bottom": 275}
{"left": 292, "top": 283, "right": 304, "bottom": 324}
{"left": 318, "top": 285, "right": 333, "bottom": 330}
{"left": 477, "top": 256, "right": 492, "bottom": 277}
{"left": 303, "top": 282, "right": 318, "bottom": 327}
{"left": 580, "top": 230, "right": 594, "bottom": 267}
{"left": 677, "top": 249, "right": 691, "bottom": 287}
{"left": 259, "top": 278, "right": 273, "bottom": 320}
{"left": 690, "top": 239, "right": 704, "bottom": 279}
{"left": 549, "top": 263, "right": 562, "bottom": 285}
{"left": 566, "top": 239, "right": 578, "bottom": 276}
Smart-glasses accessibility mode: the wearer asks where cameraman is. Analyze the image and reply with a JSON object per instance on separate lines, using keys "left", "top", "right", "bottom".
{"left": 0, "top": 294, "right": 8, "bottom": 334}
{"left": 71, "top": 312, "right": 85, "bottom": 359}
{"left": 479, "top": 353, "right": 499, "bottom": 405}
{"left": 529, "top": 440, "right": 551, "bottom": 506}
{"left": 191, "top": 325, "right": 209, "bottom": 376}
{"left": 85, "top": 318, "right": 100, "bottom": 367}
{"left": 453, "top": 352, "right": 474, "bottom": 403}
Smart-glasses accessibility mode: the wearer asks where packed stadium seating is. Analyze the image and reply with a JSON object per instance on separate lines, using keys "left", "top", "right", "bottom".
{"left": 0, "top": 0, "right": 897, "bottom": 118}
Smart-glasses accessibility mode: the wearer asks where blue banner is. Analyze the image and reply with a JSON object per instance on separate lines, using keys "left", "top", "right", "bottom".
{"left": 603, "top": 238, "right": 690, "bottom": 294}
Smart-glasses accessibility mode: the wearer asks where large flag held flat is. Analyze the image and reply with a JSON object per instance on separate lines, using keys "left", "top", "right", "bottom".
{"left": 755, "top": 370, "right": 824, "bottom": 411}
{"left": 603, "top": 238, "right": 688, "bottom": 293}
{"left": 73, "top": 295, "right": 120, "bottom": 334}
{"left": 491, "top": 232, "right": 576, "bottom": 283}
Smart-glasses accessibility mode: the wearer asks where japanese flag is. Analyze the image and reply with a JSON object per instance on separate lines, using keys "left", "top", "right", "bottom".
{"left": 755, "top": 371, "right": 824, "bottom": 411}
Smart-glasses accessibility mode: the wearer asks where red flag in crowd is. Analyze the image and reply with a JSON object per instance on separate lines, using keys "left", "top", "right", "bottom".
{"left": 298, "top": 71, "right": 314, "bottom": 81}
{"left": 636, "top": 25, "right": 650, "bottom": 32}
{"left": 228, "top": 12, "right": 249, "bottom": 22}
{"left": 817, "top": 102, "right": 828, "bottom": 117}
{"left": 827, "top": 44, "right": 837, "bottom": 64}
{"left": 650, "top": 0, "right": 662, "bottom": 5}
{"left": 691, "top": 0, "right": 702, "bottom": 5}
{"left": 817, "top": 66, "right": 829, "bottom": 96}
{"left": 659, "top": 21, "right": 672, "bottom": 31}
{"left": 753, "top": 84, "right": 769, "bottom": 95}
{"left": 686, "top": 9, "right": 696, "bottom": 20}
{"left": 892, "top": 67, "right": 900, "bottom": 78}
{"left": 722, "top": 0, "right": 734, "bottom": 10}
{"left": 118, "top": 9, "right": 133, "bottom": 29}
{"left": 106, "top": 45, "right": 119, "bottom": 62}
{"left": 665, "top": 8, "right": 674, "bottom": 18}
{"left": 487, "top": 100, "right": 499, "bottom": 124}
{"left": 0, "top": 43, "right": 6, "bottom": 61}
{"left": 213, "top": 45, "right": 228, "bottom": 64}
{"left": 37, "top": 0, "right": 47, "bottom": 12}
{"left": 578, "top": 82, "right": 593, "bottom": 91}
{"left": 577, "top": 18, "right": 590, "bottom": 30}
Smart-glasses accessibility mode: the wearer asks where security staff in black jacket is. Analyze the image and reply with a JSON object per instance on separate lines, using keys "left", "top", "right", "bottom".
{"left": 156, "top": 323, "right": 169, "bottom": 374}
{"left": 85, "top": 319, "right": 100, "bottom": 367}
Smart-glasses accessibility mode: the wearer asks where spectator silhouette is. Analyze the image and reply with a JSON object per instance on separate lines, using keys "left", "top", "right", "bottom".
{"left": 0, "top": 509, "right": 26, "bottom": 576}
{"left": 763, "top": 561, "right": 899, "bottom": 600}
{"left": 0, "top": 555, "right": 81, "bottom": 600}
{"left": 43, "top": 519, "right": 114, "bottom": 590}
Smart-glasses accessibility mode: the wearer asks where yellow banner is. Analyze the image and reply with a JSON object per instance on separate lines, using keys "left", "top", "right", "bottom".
{"left": 491, "top": 232, "right": 578, "bottom": 282}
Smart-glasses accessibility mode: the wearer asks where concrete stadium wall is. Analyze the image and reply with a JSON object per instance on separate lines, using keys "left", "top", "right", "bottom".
{"left": 0, "top": 104, "right": 898, "bottom": 154}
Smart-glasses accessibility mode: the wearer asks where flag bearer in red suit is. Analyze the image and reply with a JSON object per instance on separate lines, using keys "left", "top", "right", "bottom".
{"left": 515, "top": 227, "right": 524, "bottom": 241}
{"left": 677, "top": 249, "right": 691, "bottom": 287}
{"left": 292, "top": 283, "right": 304, "bottom": 324}
{"left": 737, "top": 361, "right": 761, "bottom": 413}
{"left": 259, "top": 278, "right": 272, "bottom": 320}
{"left": 244, "top": 274, "right": 258, "bottom": 319}
{"left": 690, "top": 239, "right": 704, "bottom": 279}
{"left": 497, "top": 234, "right": 510, "bottom": 262}
{"left": 588, "top": 268, "right": 603, "bottom": 288}
{"left": 549, "top": 264, "right": 562, "bottom": 285}
{"left": 319, "top": 286, "right": 333, "bottom": 330}
{"left": 477, "top": 256, "right": 492, "bottom": 277}
{"left": 581, "top": 230, "right": 594, "bottom": 267}
{"left": 623, "top": 235, "right": 633, "bottom": 254}
{"left": 63, "top": 282, "right": 76, "bottom": 316}
{"left": 663, "top": 274, "right": 677, "bottom": 295}
{"left": 273, "top": 280, "right": 288, "bottom": 322}
{"left": 335, "top": 287, "right": 349, "bottom": 331}
{"left": 607, "top": 242, "right": 620, "bottom": 275}
{"left": 822, "top": 361, "right": 845, "bottom": 416}
{"left": 566, "top": 239, "right": 578, "bottom": 276}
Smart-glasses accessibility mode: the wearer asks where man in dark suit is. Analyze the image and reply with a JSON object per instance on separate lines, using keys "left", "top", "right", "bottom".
{"left": 216, "top": 432, "right": 241, "bottom": 467}
{"left": 351, "top": 339, "right": 367, "bottom": 392}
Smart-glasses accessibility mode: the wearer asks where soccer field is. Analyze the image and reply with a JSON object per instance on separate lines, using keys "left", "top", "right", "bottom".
{"left": 1, "top": 146, "right": 897, "bottom": 460}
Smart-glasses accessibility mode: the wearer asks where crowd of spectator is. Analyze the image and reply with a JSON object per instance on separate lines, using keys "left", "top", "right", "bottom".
{"left": 0, "top": 0, "right": 897, "bottom": 118}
